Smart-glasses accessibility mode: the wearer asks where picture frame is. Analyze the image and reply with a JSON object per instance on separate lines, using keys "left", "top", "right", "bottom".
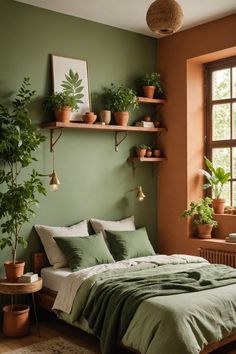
{"left": 51, "top": 54, "right": 91, "bottom": 121}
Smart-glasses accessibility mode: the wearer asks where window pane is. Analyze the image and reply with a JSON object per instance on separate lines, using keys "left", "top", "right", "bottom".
{"left": 212, "top": 68, "right": 230, "bottom": 100}
{"left": 233, "top": 182, "right": 236, "bottom": 207}
{"left": 233, "top": 67, "right": 236, "bottom": 98}
{"left": 212, "top": 148, "right": 230, "bottom": 174}
{"left": 212, "top": 104, "right": 230, "bottom": 140}
{"left": 222, "top": 182, "right": 231, "bottom": 206}
{"left": 232, "top": 147, "right": 236, "bottom": 179}
{"left": 233, "top": 103, "right": 236, "bottom": 139}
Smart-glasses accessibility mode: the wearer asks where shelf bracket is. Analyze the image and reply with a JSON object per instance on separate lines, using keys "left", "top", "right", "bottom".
{"left": 130, "top": 161, "right": 141, "bottom": 177}
{"left": 50, "top": 128, "right": 63, "bottom": 152}
{"left": 115, "top": 131, "right": 128, "bottom": 152}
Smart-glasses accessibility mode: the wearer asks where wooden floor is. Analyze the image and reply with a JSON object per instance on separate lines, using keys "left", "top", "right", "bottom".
{"left": 0, "top": 311, "right": 236, "bottom": 354}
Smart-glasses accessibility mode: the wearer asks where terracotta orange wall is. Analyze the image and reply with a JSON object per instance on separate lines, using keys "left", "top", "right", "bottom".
{"left": 157, "top": 14, "right": 236, "bottom": 255}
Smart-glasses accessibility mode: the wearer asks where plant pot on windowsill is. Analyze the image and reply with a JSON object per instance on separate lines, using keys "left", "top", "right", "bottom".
{"left": 212, "top": 198, "right": 226, "bottom": 214}
{"left": 197, "top": 224, "right": 214, "bottom": 239}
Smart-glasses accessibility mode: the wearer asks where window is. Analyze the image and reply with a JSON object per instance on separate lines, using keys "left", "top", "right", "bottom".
{"left": 205, "top": 56, "right": 236, "bottom": 206}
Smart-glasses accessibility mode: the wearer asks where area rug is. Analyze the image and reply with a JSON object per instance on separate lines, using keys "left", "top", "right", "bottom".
{"left": 3, "top": 336, "right": 97, "bottom": 354}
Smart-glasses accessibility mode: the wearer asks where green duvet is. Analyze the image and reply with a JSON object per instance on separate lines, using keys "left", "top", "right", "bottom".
{"left": 56, "top": 260, "right": 236, "bottom": 354}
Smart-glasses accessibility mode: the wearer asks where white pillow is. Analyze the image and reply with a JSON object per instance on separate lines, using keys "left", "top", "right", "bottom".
{"left": 34, "top": 220, "right": 89, "bottom": 269}
{"left": 90, "top": 216, "right": 135, "bottom": 240}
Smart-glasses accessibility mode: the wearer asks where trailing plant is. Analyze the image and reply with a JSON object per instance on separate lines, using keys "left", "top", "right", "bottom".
{"left": 60, "top": 69, "right": 84, "bottom": 109}
{"left": 180, "top": 197, "right": 218, "bottom": 226}
{"left": 104, "top": 84, "right": 138, "bottom": 112}
{"left": 199, "top": 156, "right": 231, "bottom": 198}
{"left": 45, "top": 92, "right": 78, "bottom": 111}
{"left": 0, "top": 78, "right": 47, "bottom": 263}
{"left": 138, "top": 72, "right": 163, "bottom": 94}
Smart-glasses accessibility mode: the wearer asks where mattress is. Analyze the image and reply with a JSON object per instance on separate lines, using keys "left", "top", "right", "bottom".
{"left": 41, "top": 266, "right": 71, "bottom": 292}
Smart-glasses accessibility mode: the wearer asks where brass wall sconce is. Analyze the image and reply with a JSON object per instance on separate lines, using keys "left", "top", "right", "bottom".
{"left": 129, "top": 186, "right": 146, "bottom": 202}
{"left": 41, "top": 148, "right": 60, "bottom": 192}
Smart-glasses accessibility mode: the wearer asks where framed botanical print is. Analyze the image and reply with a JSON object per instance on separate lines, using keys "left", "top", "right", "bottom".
{"left": 51, "top": 55, "right": 91, "bottom": 121}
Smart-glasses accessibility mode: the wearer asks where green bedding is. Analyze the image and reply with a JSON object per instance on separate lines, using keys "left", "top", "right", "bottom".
{"left": 56, "top": 260, "right": 236, "bottom": 354}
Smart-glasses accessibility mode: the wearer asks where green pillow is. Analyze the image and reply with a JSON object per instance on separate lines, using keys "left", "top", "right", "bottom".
{"left": 106, "top": 227, "right": 155, "bottom": 261}
{"left": 54, "top": 233, "right": 115, "bottom": 271}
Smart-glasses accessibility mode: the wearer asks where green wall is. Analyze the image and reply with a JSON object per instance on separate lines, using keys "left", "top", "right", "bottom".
{"left": 0, "top": 0, "right": 158, "bottom": 277}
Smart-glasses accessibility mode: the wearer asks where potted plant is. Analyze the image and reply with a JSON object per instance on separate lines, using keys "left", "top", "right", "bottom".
{"left": 136, "top": 144, "right": 150, "bottom": 158}
{"left": 138, "top": 72, "right": 163, "bottom": 99}
{"left": 45, "top": 92, "right": 77, "bottom": 123}
{"left": 145, "top": 147, "right": 153, "bottom": 157}
{"left": 45, "top": 69, "right": 84, "bottom": 123}
{"left": 104, "top": 84, "right": 138, "bottom": 126}
{"left": 0, "top": 77, "right": 47, "bottom": 281}
{"left": 180, "top": 197, "right": 218, "bottom": 239}
{"left": 200, "top": 156, "right": 231, "bottom": 214}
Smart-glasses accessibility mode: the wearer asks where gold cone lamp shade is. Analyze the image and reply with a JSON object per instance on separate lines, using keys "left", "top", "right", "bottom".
{"left": 146, "top": 0, "right": 184, "bottom": 36}
{"left": 137, "top": 186, "right": 146, "bottom": 202}
{"left": 49, "top": 170, "right": 60, "bottom": 192}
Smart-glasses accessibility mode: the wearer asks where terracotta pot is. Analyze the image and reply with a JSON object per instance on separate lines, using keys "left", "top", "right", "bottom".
{"left": 4, "top": 261, "right": 25, "bottom": 282}
{"left": 3, "top": 304, "right": 30, "bottom": 337}
{"left": 212, "top": 198, "right": 226, "bottom": 214}
{"left": 142, "top": 85, "right": 155, "bottom": 99}
{"left": 153, "top": 149, "right": 161, "bottom": 157}
{"left": 197, "top": 224, "right": 213, "bottom": 239}
{"left": 82, "top": 112, "right": 97, "bottom": 124}
{"left": 136, "top": 148, "right": 147, "bottom": 158}
{"left": 114, "top": 112, "right": 129, "bottom": 126}
{"left": 54, "top": 106, "right": 72, "bottom": 123}
{"left": 145, "top": 150, "right": 152, "bottom": 157}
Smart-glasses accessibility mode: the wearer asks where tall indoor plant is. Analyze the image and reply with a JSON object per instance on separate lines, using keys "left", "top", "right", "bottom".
{"left": 181, "top": 197, "right": 218, "bottom": 239}
{"left": 0, "top": 77, "right": 47, "bottom": 281}
{"left": 104, "top": 83, "right": 138, "bottom": 126}
{"left": 200, "top": 156, "right": 230, "bottom": 214}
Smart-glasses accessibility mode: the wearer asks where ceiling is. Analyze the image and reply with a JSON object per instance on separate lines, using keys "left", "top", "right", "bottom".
{"left": 15, "top": 0, "right": 236, "bottom": 38}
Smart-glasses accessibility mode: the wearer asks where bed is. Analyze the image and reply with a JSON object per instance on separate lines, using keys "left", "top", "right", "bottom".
{"left": 33, "top": 252, "right": 236, "bottom": 354}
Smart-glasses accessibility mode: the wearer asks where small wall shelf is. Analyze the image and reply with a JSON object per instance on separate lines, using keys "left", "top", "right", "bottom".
{"left": 127, "top": 157, "right": 167, "bottom": 176}
{"left": 137, "top": 97, "right": 166, "bottom": 105}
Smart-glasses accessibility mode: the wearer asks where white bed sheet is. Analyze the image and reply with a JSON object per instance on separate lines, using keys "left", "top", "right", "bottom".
{"left": 41, "top": 266, "right": 72, "bottom": 292}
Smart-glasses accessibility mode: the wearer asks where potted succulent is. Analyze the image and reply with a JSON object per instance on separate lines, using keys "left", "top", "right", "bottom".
{"left": 200, "top": 156, "right": 231, "bottom": 214}
{"left": 145, "top": 146, "right": 153, "bottom": 157}
{"left": 181, "top": 197, "right": 218, "bottom": 239}
{"left": 103, "top": 83, "right": 138, "bottom": 126}
{"left": 0, "top": 77, "right": 47, "bottom": 281}
{"left": 45, "top": 69, "right": 84, "bottom": 123}
{"left": 136, "top": 144, "right": 150, "bottom": 158}
{"left": 138, "top": 72, "right": 163, "bottom": 99}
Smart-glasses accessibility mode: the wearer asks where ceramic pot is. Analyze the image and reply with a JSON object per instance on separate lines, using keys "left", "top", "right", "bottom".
{"left": 99, "top": 110, "right": 111, "bottom": 125}
{"left": 146, "top": 150, "right": 153, "bottom": 157}
{"left": 142, "top": 85, "right": 155, "bottom": 99}
{"left": 212, "top": 198, "right": 226, "bottom": 214}
{"left": 54, "top": 106, "right": 72, "bottom": 123}
{"left": 197, "top": 224, "right": 213, "bottom": 239}
{"left": 114, "top": 112, "right": 129, "bottom": 126}
{"left": 3, "top": 304, "right": 30, "bottom": 337}
{"left": 153, "top": 149, "right": 161, "bottom": 157}
{"left": 82, "top": 112, "right": 97, "bottom": 124}
{"left": 4, "top": 261, "right": 25, "bottom": 282}
{"left": 136, "top": 148, "right": 147, "bottom": 158}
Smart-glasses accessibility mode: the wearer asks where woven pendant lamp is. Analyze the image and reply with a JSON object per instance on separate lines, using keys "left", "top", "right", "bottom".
{"left": 146, "top": 0, "right": 184, "bottom": 36}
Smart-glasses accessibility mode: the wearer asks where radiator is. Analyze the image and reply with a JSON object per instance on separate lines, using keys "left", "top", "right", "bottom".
{"left": 199, "top": 248, "right": 236, "bottom": 268}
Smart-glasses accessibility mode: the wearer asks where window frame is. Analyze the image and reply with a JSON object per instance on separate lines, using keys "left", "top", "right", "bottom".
{"left": 205, "top": 56, "right": 236, "bottom": 205}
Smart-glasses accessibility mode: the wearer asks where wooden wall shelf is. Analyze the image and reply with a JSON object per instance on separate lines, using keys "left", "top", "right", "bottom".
{"left": 127, "top": 157, "right": 167, "bottom": 176}
{"left": 137, "top": 97, "right": 166, "bottom": 104}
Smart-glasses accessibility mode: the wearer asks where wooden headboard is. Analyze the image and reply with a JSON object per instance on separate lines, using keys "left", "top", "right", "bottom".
{"left": 32, "top": 252, "right": 50, "bottom": 275}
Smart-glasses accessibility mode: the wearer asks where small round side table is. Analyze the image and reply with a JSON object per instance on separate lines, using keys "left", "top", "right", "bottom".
{"left": 0, "top": 278, "right": 43, "bottom": 336}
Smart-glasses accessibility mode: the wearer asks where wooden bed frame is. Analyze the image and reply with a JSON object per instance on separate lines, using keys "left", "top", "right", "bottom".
{"left": 32, "top": 252, "right": 236, "bottom": 354}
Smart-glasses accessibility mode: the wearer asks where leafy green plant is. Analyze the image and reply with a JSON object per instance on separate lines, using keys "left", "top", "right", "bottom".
{"left": 138, "top": 72, "right": 163, "bottom": 94}
{"left": 0, "top": 78, "right": 47, "bottom": 263}
{"left": 199, "top": 156, "right": 231, "bottom": 198}
{"left": 180, "top": 197, "right": 218, "bottom": 226}
{"left": 137, "top": 144, "right": 150, "bottom": 149}
{"left": 61, "top": 69, "right": 84, "bottom": 109}
{"left": 104, "top": 84, "right": 138, "bottom": 112}
{"left": 45, "top": 92, "right": 78, "bottom": 111}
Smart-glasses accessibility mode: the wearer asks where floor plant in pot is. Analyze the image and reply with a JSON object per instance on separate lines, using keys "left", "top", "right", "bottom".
{"left": 0, "top": 77, "right": 47, "bottom": 282}
{"left": 104, "top": 83, "right": 138, "bottom": 126}
{"left": 181, "top": 197, "right": 218, "bottom": 239}
{"left": 200, "top": 156, "right": 231, "bottom": 214}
